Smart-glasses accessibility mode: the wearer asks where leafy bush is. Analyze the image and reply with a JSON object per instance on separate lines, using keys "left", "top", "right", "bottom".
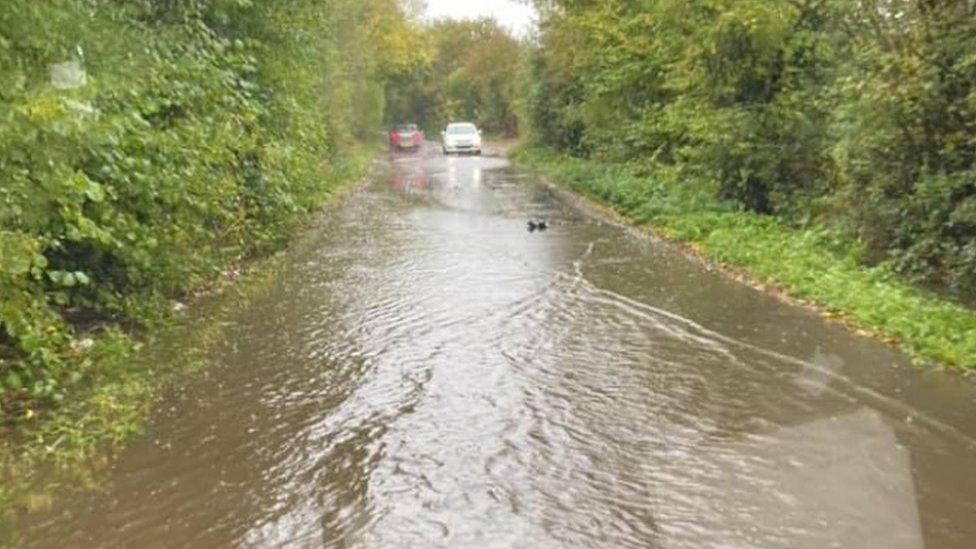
{"left": 0, "top": 0, "right": 398, "bottom": 424}
{"left": 830, "top": 1, "right": 976, "bottom": 295}
{"left": 525, "top": 0, "right": 976, "bottom": 303}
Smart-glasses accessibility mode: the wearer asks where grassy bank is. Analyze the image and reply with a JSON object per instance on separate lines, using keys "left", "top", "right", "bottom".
{"left": 0, "top": 148, "right": 372, "bottom": 519}
{"left": 514, "top": 148, "right": 976, "bottom": 373}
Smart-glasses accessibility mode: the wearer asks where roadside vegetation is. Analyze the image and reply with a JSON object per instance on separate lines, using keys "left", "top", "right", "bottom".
{"left": 0, "top": 0, "right": 423, "bottom": 507}
{"left": 516, "top": 149, "right": 976, "bottom": 371}
{"left": 4, "top": 0, "right": 975, "bottom": 517}
{"left": 518, "top": 0, "right": 976, "bottom": 371}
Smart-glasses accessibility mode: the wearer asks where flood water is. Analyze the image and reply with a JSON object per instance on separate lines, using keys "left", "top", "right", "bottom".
{"left": 12, "top": 146, "right": 976, "bottom": 547}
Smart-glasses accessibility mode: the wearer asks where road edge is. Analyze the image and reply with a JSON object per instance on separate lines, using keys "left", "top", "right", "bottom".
{"left": 0, "top": 150, "right": 379, "bottom": 522}
{"left": 511, "top": 149, "right": 976, "bottom": 376}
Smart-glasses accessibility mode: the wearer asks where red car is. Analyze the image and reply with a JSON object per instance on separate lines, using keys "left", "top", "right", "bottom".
{"left": 389, "top": 124, "right": 424, "bottom": 152}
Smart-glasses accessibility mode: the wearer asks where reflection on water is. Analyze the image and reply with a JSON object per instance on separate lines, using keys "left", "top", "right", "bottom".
{"left": 11, "top": 148, "right": 976, "bottom": 548}
{"left": 796, "top": 347, "right": 845, "bottom": 396}
{"left": 390, "top": 156, "right": 428, "bottom": 192}
{"left": 667, "top": 408, "right": 922, "bottom": 548}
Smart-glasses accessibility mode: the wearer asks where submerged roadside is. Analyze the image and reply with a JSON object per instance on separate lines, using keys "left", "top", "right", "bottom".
{"left": 0, "top": 149, "right": 375, "bottom": 518}
{"left": 513, "top": 147, "right": 976, "bottom": 374}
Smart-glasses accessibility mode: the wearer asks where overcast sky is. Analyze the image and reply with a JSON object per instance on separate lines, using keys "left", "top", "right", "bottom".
{"left": 423, "top": 0, "right": 536, "bottom": 36}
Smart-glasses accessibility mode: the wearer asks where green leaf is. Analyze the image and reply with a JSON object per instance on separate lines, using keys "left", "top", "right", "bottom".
{"left": 48, "top": 270, "right": 78, "bottom": 287}
{"left": 5, "top": 372, "right": 23, "bottom": 390}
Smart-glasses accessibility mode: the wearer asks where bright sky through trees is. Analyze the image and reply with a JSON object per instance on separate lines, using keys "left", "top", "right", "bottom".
{"left": 424, "top": 0, "right": 535, "bottom": 35}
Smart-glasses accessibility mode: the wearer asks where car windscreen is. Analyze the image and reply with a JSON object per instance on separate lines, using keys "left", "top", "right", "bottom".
{"left": 395, "top": 125, "right": 417, "bottom": 132}
{"left": 446, "top": 124, "right": 477, "bottom": 135}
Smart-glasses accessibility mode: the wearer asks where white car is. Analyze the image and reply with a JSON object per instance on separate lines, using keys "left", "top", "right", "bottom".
{"left": 441, "top": 122, "right": 482, "bottom": 155}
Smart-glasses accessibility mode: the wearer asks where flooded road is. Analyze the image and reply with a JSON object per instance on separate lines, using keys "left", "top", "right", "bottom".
{"left": 14, "top": 147, "right": 976, "bottom": 547}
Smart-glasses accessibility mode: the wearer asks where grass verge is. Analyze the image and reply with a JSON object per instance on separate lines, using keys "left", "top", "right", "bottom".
{"left": 514, "top": 147, "right": 976, "bottom": 373}
{"left": 0, "top": 146, "right": 375, "bottom": 523}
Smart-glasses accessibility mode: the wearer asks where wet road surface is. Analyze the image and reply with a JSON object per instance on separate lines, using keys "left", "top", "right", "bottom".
{"left": 13, "top": 146, "right": 976, "bottom": 547}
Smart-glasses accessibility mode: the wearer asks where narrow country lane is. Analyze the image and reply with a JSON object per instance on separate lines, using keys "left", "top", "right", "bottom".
{"left": 15, "top": 146, "right": 976, "bottom": 548}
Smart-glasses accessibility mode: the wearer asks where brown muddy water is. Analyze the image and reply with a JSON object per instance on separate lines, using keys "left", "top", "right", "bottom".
{"left": 10, "top": 147, "right": 976, "bottom": 548}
